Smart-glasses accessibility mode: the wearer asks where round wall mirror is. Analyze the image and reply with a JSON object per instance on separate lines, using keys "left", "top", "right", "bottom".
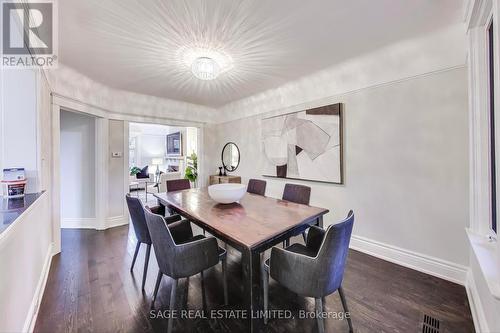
{"left": 221, "top": 142, "right": 240, "bottom": 172}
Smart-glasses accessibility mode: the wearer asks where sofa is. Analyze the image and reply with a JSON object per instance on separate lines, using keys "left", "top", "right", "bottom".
{"left": 146, "top": 171, "right": 183, "bottom": 194}
{"left": 130, "top": 166, "right": 155, "bottom": 190}
{"left": 129, "top": 173, "right": 154, "bottom": 190}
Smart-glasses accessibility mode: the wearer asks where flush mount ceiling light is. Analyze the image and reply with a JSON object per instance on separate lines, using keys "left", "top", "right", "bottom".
{"left": 191, "top": 57, "right": 220, "bottom": 80}
{"left": 179, "top": 46, "right": 233, "bottom": 81}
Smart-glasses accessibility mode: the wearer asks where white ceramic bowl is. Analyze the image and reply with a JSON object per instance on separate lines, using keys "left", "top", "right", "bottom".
{"left": 208, "top": 183, "right": 247, "bottom": 204}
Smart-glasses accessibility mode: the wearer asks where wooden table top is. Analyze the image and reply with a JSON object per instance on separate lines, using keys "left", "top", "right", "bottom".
{"left": 155, "top": 188, "right": 329, "bottom": 250}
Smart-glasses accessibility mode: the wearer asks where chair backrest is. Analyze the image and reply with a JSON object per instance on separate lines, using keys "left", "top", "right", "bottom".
{"left": 282, "top": 183, "right": 311, "bottom": 205}
{"left": 125, "top": 194, "right": 151, "bottom": 244}
{"left": 144, "top": 209, "right": 176, "bottom": 276}
{"left": 166, "top": 179, "right": 191, "bottom": 192}
{"left": 317, "top": 210, "right": 354, "bottom": 295}
{"left": 247, "top": 179, "right": 267, "bottom": 196}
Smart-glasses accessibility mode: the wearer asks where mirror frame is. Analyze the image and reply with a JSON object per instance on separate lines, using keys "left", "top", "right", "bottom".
{"left": 221, "top": 142, "right": 240, "bottom": 172}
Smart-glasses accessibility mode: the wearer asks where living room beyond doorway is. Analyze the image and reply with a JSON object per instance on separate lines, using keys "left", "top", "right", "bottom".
{"left": 128, "top": 122, "right": 198, "bottom": 205}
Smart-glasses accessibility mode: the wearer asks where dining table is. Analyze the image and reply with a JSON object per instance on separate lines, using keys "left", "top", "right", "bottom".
{"left": 154, "top": 187, "right": 329, "bottom": 332}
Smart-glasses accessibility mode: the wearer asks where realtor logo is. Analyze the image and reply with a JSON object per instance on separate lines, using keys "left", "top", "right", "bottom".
{"left": 1, "top": 0, "right": 58, "bottom": 68}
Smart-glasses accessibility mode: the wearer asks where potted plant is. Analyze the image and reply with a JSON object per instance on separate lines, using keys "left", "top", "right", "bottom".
{"left": 130, "top": 166, "right": 141, "bottom": 177}
{"left": 184, "top": 152, "right": 198, "bottom": 187}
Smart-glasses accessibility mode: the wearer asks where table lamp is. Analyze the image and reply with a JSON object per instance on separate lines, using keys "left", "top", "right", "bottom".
{"left": 151, "top": 158, "right": 163, "bottom": 182}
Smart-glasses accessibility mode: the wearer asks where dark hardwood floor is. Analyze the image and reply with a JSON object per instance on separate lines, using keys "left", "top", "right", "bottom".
{"left": 34, "top": 226, "right": 474, "bottom": 333}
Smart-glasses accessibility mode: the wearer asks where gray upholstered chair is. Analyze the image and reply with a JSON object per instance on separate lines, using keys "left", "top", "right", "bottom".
{"left": 282, "top": 183, "right": 311, "bottom": 246}
{"left": 247, "top": 179, "right": 267, "bottom": 196}
{"left": 166, "top": 178, "right": 191, "bottom": 219}
{"left": 263, "top": 211, "right": 355, "bottom": 333}
{"left": 144, "top": 209, "right": 228, "bottom": 333}
{"left": 282, "top": 183, "right": 311, "bottom": 204}
{"left": 125, "top": 194, "right": 181, "bottom": 290}
{"left": 166, "top": 178, "right": 191, "bottom": 192}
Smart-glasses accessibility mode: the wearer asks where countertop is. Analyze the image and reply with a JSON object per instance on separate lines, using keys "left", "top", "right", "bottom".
{"left": 0, "top": 192, "right": 44, "bottom": 235}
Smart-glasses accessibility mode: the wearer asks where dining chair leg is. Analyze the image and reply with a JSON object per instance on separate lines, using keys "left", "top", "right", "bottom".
{"left": 339, "top": 287, "right": 353, "bottom": 333}
{"left": 151, "top": 271, "right": 162, "bottom": 308}
{"left": 142, "top": 244, "right": 151, "bottom": 290}
{"left": 200, "top": 270, "right": 207, "bottom": 310}
{"left": 315, "top": 297, "right": 325, "bottom": 333}
{"left": 262, "top": 266, "right": 269, "bottom": 324}
{"left": 167, "top": 279, "right": 178, "bottom": 333}
{"left": 222, "top": 257, "right": 228, "bottom": 305}
{"left": 131, "top": 242, "right": 140, "bottom": 271}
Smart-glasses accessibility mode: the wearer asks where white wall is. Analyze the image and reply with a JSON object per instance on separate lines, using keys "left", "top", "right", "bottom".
{"left": 134, "top": 134, "right": 168, "bottom": 170}
{"left": 130, "top": 123, "right": 171, "bottom": 169}
{"left": 0, "top": 193, "right": 52, "bottom": 332}
{"left": 108, "top": 120, "right": 126, "bottom": 218}
{"left": 60, "top": 111, "right": 96, "bottom": 221}
{"left": 59, "top": 114, "right": 130, "bottom": 229}
{"left": 0, "top": 64, "right": 55, "bottom": 331}
{"left": 0, "top": 69, "right": 39, "bottom": 193}
{"left": 205, "top": 66, "right": 470, "bottom": 282}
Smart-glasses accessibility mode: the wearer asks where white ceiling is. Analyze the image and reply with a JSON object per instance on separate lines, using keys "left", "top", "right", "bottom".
{"left": 59, "top": 0, "right": 463, "bottom": 107}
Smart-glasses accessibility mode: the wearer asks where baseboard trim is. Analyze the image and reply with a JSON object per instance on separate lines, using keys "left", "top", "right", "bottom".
{"left": 465, "top": 269, "right": 490, "bottom": 333}
{"left": 61, "top": 217, "right": 97, "bottom": 229}
{"left": 101, "top": 215, "right": 129, "bottom": 230}
{"left": 350, "top": 235, "right": 468, "bottom": 285}
{"left": 23, "top": 242, "right": 53, "bottom": 333}
{"left": 62, "top": 216, "right": 128, "bottom": 230}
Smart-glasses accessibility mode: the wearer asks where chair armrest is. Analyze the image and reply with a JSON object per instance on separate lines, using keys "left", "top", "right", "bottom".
{"left": 269, "top": 246, "right": 319, "bottom": 296}
{"left": 164, "top": 214, "right": 182, "bottom": 224}
{"left": 146, "top": 205, "right": 165, "bottom": 217}
{"left": 168, "top": 219, "right": 193, "bottom": 244}
{"left": 306, "top": 225, "right": 326, "bottom": 253}
{"left": 174, "top": 237, "right": 220, "bottom": 277}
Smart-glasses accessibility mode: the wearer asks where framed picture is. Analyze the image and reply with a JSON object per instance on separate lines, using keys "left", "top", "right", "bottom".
{"left": 262, "top": 103, "right": 343, "bottom": 184}
{"left": 166, "top": 132, "right": 182, "bottom": 156}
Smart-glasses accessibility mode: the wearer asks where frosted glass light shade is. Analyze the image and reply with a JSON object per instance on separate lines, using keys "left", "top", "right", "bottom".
{"left": 191, "top": 57, "right": 220, "bottom": 80}
{"left": 178, "top": 46, "right": 233, "bottom": 81}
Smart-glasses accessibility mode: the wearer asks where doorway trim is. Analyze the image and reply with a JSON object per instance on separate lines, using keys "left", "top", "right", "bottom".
{"left": 51, "top": 94, "right": 205, "bottom": 254}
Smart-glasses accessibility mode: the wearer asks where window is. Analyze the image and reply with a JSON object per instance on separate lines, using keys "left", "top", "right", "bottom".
{"left": 488, "top": 19, "right": 497, "bottom": 234}
{"left": 129, "top": 136, "right": 136, "bottom": 168}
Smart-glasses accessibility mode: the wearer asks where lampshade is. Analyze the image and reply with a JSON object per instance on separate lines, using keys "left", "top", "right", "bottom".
{"left": 151, "top": 158, "right": 163, "bottom": 166}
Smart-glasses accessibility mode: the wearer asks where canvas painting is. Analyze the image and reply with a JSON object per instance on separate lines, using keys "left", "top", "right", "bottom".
{"left": 262, "top": 103, "right": 343, "bottom": 184}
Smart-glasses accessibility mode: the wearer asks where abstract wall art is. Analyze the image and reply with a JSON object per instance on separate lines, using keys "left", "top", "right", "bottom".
{"left": 262, "top": 103, "right": 343, "bottom": 184}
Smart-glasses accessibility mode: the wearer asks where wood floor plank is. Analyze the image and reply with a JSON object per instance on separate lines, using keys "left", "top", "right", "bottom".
{"left": 33, "top": 226, "right": 475, "bottom": 333}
